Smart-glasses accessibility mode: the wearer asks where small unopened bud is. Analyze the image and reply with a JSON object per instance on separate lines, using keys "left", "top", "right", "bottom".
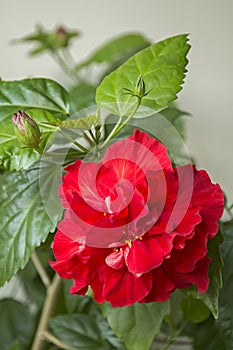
{"left": 12, "top": 111, "right": 41, "bottom": 148}
{"left": 55, "top": 26, "right": 69, "bottom": 46}
{"left": 135, "top": 76, "right": 146, "bottom": 97}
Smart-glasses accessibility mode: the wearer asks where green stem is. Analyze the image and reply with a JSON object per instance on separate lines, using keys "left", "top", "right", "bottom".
{"left": 100, "top": 100, "right": 140, "bottom": 149}
{"left": 160, "top": 324, "right": 185, "bottom": 350}
{"left": 58, "top": 128, "right": 89, "bottom": 152}
{"left": 52, "top": 51, "right": 79, "bottom": 83}
{"left": 31, "top": 251, "right": 51, "bottom": 288}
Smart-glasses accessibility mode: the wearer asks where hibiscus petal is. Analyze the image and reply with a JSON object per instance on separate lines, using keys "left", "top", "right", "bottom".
{"left": 140, "top": 268, "right": 175, "bottom": 303}
{"left": 192, "top": 167, "right": 224, "bottom": 238}
{"left": 100, "top": 265, "right": 152, "bottom": 307}
{"left": 125, "top": 237, "right": 167, "bottom": 275}
{"left": 165, "top": 229, "right": 208, "bottom": 273}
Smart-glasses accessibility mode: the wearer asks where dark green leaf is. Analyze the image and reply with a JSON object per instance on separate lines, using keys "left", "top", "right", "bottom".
{"left": 0, "top": 299, "right": 35, "bottom": 350}
{"left": 69, "top": 83, "right": 96, "bottom": 114}
{"left": 185, "top": 317, "right": 226, "bottom": 350}
{"left": 0, "top": 162, "right": 63, "bottom": 286}
{"left": 0, "top": 109, "right": 61, "bottom": 171}
{"left": 49, "top": 314, "right": 111, "bottom": 350}
{"left": 18, "top": 259, "right": 46, "bottom": 307}
{"left": 7, "top": 341, "right": 20, "bottom": 350}
{"left": 79, "top": 33, "right": 150, "bottom": 68}
{"left": 216, "top": 221, "right": 233, "bottom": 349}
{"left": 183, "top": 231, "right": 223, "bottom": 319}
{"left": 96, "top": 313, "right": 126, "bottom": 350}
{"left": 197, "top": 231, "right": 223, "bottom": 319}
{"left": 0, "top": 78, "right": 70, "bottom": 118}
{"left": 96, "top": 34, "right": 190, "bottom": 116}
{"left": 101, "top": 301, "right": 170, "bottom": 350}
{"left": 181, "top": 296, "right": 210, "bottom": 323}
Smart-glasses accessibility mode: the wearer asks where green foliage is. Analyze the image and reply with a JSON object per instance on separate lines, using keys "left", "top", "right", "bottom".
{"left": 185, "top": 317, "right": 226, "bottom": 350}
{"left": 0, "top": 299, "right": 35, "bottom": 350}
{"left": 0, "top": 109, "right": 61, "bottom": 171}
{"left": 49, "top": 313, "right": 124, "bottom": 349}
{"left": 181, "top": 296, "right": 210, "bottom": 323}
{"left": 13, "top": 24, "right": 80, "bottom": 55}
{"left": 96, "top": 34, "right": 190, "bottom": 116}
{"left": 216, "top": 221, "right": 233, "bottom": 349}
{"left": 183, "top": 231, "right": 223, "bottom": 319}
{"left": 0, "top": 78, "right": 70, "bottom": 118}
{"left": 79, "top": 33, "right": 150, "bottom": 68}
{"left": 0, "top": 163, "right": 63, "bottom": 286}
{"left": 69, "top": 83, "right": 96, "bottom": 114}
{"left": 101, "top": 301, "right": 170, "bottom": 350}
{"left": 60, "top": 113, "right": 100, "bottom": 130}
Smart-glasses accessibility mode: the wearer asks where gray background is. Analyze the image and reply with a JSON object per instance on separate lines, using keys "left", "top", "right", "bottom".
{"left": 0, "top": 0, "right": 232, "bottom": 202}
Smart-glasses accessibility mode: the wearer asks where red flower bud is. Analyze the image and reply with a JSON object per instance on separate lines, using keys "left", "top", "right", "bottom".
{"left": 12, "top": 111, "right": 41, "bottom": 148}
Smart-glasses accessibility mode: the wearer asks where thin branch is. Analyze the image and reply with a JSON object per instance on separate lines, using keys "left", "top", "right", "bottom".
{"left": 32, "top": 274, "right": 62, "bottom": 350}
{"left": 42, "top": 331, "right": 71, "bottom": 350}
{"left": 31, "top": 251, "right": 51, "bottom": 288}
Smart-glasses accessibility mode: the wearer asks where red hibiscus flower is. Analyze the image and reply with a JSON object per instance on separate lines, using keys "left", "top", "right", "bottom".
{"left": 51, "top": 130, "right": 224, "bottom": 307}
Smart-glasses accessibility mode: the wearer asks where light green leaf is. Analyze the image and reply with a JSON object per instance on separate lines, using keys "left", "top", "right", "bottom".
{"left": 60, "top": 113, "right": 100, "bottom": 130}
{"left": 0, "top": 78, "right": 70, "bottom": 118}
{"left": 49, "top": 314, "right": 111, "bottom": 350}
{"left": 0, "top": 163, "right": 63, "bottom": 286}
{"left": 0, "top": 109, "right": 61, "bottom": 171}
{"left": 96, "top": 34, "right": 190, "bottom": 116}
{"left": 216, "top": 221, "right": 233, "bottom": 349}
{"left": 79, "top": 33, "right": 150, "bottom": 68}
{"left": 101, "top": 301, "right": 170, "bottom": 350}
{"left": 0, "top": 299, "right": 35, "bottom": 350}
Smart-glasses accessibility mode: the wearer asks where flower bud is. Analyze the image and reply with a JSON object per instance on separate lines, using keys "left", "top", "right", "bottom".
{"left": 135, "top": 76, "right": 146, "bottom": 98}
{"left": 12, "top": 111, "right": 41, "bottom": 148}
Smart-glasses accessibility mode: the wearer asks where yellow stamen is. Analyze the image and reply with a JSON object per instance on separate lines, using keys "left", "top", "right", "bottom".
{"left": 125, "top": 240, "right": 132, "bottom": 248}
{"left": 103, "top": 212, "right": 107, "bottom": 216}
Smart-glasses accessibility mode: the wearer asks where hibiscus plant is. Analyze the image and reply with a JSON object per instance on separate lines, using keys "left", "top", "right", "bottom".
{"left": 0, "top": 25, "right": 232, "bottom": 350}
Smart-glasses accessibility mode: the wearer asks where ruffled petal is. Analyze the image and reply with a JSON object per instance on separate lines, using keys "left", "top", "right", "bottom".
{"left": 100, "top": 265, "right": 152, "bottom": 307}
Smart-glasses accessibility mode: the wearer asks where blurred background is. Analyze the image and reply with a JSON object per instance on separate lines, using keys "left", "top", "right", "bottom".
{"left": 0, "top": 0, "right": 232, "bottom": 204}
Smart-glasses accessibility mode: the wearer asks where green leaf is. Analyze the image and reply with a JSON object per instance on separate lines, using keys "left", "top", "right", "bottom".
{"left": 183, "top": 231, "right": 223, "bottom": 319}
{"left": 0, "top": 299, "right": 35, "bottom": 350}
{"left": 197, "top": 231, "right": 223, "bottom": 319}
{"left": 0, "top": 109, "right": 61, "bottom": 171}
{"left": 60, "top": 113, "right": 100, "bottom": 130}
{"left": 216, "top": 221, "right": 233, "bottom": 349}
{"left": 69, "top": 83, "right": 96, "bottom": 114}
{"left": 185, "top": 317, "right": 226, "bottom": 350}
{"left": 0, "top": 163, "right": 63, "bottom": 286}
{"left": 96, "top": 34, "right": 190, "bottom": 116}
{"left": 0, "top": 78, "right": 70, "bottom": 118}
{"left": 7, "top": 341, "right": 20, "bottom": 350}
{"left": 181, "top": 296, "right": 210, "bottom": 323}
{"left": 49, "top": 314, "right": 111, "bottom": 350}
{"left": 101, "top": 301, "right": 170, "bottom": 350}
{"left": 79, "top": 33, "right": 150, "bottom": 68}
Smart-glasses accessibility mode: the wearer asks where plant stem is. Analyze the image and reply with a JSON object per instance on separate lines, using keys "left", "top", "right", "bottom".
{"left": 160, "top": 324, "right": 185, "bottom": 350}
{"left": 52, "top": 51, "right": 79, "bottom": 84}
{"left": 42, "top": 331, "right": 71, "bottom": 350}
{"left": 31, "top": 274, "right": 62, "bottom": 350}
{"left": 100, "top": 100, "right": 140, "bottom": 149}
{"left": 31, "top": 251, "right": 51, "bottom": 288}
{"left": 58, "top": 128, "right": 89, "bottom": 152}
